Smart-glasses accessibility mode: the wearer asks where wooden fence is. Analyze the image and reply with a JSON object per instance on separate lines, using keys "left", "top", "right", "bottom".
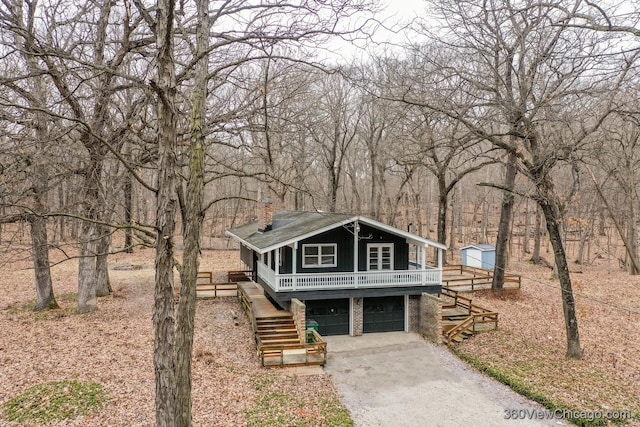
{"left": 442, "top": 264, "right": 521, "bottom": 291}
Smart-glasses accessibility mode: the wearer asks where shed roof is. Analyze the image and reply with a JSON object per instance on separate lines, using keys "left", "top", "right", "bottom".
{"left": 461, "top": 244, "right": 495, "bottom": 251}
{"left": 226, "top": 210, "right": 446, "bottom": 254}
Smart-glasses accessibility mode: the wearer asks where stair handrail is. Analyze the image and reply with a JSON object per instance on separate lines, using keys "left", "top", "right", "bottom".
{"left": 446, "top": 315, "right": 475, "bottom": 345}
{"left": 445, "top": 299, "right": 500, "bottom": 346}
{"left": 237, "top": 286, "right": 258, "bottom": 341}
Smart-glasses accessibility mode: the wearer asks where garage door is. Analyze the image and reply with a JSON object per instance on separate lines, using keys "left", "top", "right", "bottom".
{"left": 363, "top": 296, "right": 405, "bottom": 333}
{"left": 305, "top": 299, "right": 350, "bottom": 336}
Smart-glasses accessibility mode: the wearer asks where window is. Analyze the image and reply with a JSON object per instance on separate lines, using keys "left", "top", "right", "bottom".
{"left": 367, "top": 243, "right": 394, "bottom": 271}
{"left": 302, "top": 244, "right": 337, "bottom": 268}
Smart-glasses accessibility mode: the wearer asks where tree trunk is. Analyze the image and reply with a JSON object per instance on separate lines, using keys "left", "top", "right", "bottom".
{"left": 598, "top": 207, "right": 606, "bottom": 236}
{"left": 575, "top": 228, "right": 588, "bottom": 266}
{"left": 532, "top": 206, "right": 542, "bottom": 264}
{"left": 124, "top": 164, "right": 134, "bottom": 253}
{"left": 77, "top": 156, "right": 103, "bottom": 312}
{"left": 480, "top": 199, "right": 489, "bottom": 244}
{"left": 175, "top": 141, "right": 203, "bottom": 427}
{"left": 369, "top": 152, "right": 378, "bottom": 219}
{"left": 492, "top": 151, "right": 517, "bottom": 291}
{"left": 436, "top": 178, "right": 448, "bottom": 246}
{"left": 78, "top": 220, "right": 98, "bottom": 313}
{"left": 154, "top": 0, "right": 178, "bottom": 425}
{"left": 328, "top": 168, "right": 338, "bottom": 212}
{"left": 537, "top": 176, "right": 582, "bottom": 359}
{"left": 586, "top": 166, "right": 640, "bottom": 275}
{"left": 95, "top": 227, "right": 112, "bottom": 297}
{"left": 523, "top": 199, "right": 531, "bottom": 254}
{"left": 11, "top": 6, "right": 57, "bottom": 311}
{"left": 626, "top": 201, "right": 639, "bottom": 275}
{"left": 30, "top": 215, "right": 58, "bottom": 311}
{"left": 455, "top": 194, "right": 463, "bottom": 243}
{"left": 448, "top": 189, "right": 457, "bottom": 262}
{"left": 175, "top": 0, "right": 207, "bottom": 424}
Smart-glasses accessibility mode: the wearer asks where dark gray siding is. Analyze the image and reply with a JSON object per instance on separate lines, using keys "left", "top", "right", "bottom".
{"left": 357, "top": 223, "right": 409, "bottom": 270}
{"left": 296, "top": 226, "right": 354, "bottom": 273}
{"left": 240, "top": 244, "right": 253, "bottom": 267}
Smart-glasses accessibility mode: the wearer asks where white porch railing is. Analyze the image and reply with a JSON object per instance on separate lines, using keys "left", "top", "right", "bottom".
{"left": 257, "top": 262, "right": 442, "bottom": 292}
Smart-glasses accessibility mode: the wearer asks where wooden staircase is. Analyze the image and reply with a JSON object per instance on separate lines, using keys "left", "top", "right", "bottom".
{"left": 255, "top": 315, "right": 301, "bottom": 346}
{"left": 441, "top": 287, "right": 499, "bottom": 346}
{"left": 237, "top": 282, "right": 327, "bottom": 367}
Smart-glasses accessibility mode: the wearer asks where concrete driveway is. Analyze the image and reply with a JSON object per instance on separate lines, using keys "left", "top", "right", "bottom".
{"left": 324, "top": 332, "right": 566, "bottom": 427}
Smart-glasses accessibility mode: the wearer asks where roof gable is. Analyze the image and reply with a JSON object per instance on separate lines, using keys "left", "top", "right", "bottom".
{"left": 461, "top": 244, "right": 495, "bottom": 251}
{"left": 226, "top": 210, "right": 447, "bottom": 253}
{"left": 226, "top": 211, "right": 354, "bottom": 253}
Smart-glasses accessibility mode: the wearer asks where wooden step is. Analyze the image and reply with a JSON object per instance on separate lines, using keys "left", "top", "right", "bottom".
{"left": 257, "top": 322, "right": 296, "bottom": 329}
{"left": 256, "top": 327, "right": 298, "bottom": 334}
{"left": 258, "top": 331, "right": 299, "bottom": 338}
{"left": 257, "top": 319, "right": 295, "bottom": 324}
{"left": 257, "top": 324, "right": 295, "bottom": 330}
{"left": 260, "top": 338, "right": 302, "bottom": 345}
{"left": 256, "top": 317, "right": 295, "bottom": 324}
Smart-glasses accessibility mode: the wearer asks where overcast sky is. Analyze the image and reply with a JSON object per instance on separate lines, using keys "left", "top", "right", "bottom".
{"left": 318, "top": 0, "right": 429, "bottom": 63}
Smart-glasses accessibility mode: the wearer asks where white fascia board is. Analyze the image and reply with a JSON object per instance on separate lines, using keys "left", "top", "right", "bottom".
{"left": 224, "top": 230, "right": 262, "bottom": 253}
{"left": 356, "top": 216, "right": 448, "bottom": 250}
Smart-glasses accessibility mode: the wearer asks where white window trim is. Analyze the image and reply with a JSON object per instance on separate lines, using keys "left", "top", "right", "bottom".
{"left": 302, "top": 243, "right": 337, "bottom": 268}
{"left": 367, "top": 243, "right": 394, "bottom": 271}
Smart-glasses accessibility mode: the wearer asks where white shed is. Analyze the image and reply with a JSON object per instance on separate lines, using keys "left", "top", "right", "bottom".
{"left": 460, "top": 244, "right": 496, "bottom": 270}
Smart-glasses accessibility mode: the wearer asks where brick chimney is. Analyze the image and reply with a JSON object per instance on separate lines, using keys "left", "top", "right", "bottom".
{"left": 257, "top": 198, "right": 273, "bottom": 232}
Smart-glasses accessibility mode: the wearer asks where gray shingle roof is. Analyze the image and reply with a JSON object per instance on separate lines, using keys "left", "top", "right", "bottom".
{"left": 227, "top": 211, "right": 354, "bottom": 252}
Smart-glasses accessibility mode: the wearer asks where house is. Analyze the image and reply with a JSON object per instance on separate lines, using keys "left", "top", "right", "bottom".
{"left": 225, "top": 204, "right": 447, "bottom": 336}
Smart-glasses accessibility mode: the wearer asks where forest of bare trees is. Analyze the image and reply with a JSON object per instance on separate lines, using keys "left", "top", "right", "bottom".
{"left": 2, "top": 0, "right": 640, "bottom": 424}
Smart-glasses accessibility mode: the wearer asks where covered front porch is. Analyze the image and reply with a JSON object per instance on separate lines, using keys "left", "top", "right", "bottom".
{"left": 257, "top": 261, "right": 442, "bottom": 292}
{"left": 255, "top": 237, "right": 444, "bottom": 293}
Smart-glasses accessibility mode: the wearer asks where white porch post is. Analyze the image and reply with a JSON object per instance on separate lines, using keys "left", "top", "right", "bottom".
{"left": 421, "top": 244, "right": 427, "bottom": 286}
{"left": 275, "top": 248, "right": 280, "bottom": 291}
{"left": 353, "top": 219, "right": 359, "bottom": 288}
{"left": 259, "top": 253, "right": 264, "bottom": 283}
{"left": 437, "top": 247, "right": 443, "bottom": 284}
{"left": 266, "top": 251, "right": 272, "bottom": 289}
{"left": 292, "top": 242, "right": 298, "bottom": 291}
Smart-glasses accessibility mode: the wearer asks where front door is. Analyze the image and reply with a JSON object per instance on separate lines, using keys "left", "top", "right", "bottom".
{"left": 367, "top": 243, "right": 394, "bottom": 271}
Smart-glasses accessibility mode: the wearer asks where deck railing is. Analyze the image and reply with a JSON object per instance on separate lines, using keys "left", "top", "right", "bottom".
{"left": 441, "top": 286, "right": 499, "bottom": 346}
{"left": 257, "top": 263, "right": 442, "bottom": 292}
{"left": 257, "top": 330, "right": 327, "bottom": 367}
{"left": 442, "top": 264, "right": 521, "bottom": 290}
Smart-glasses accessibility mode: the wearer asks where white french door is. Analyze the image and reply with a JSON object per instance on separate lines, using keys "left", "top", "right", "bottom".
{"left": 367, "top": 243, "right": 394, "bottom": 271}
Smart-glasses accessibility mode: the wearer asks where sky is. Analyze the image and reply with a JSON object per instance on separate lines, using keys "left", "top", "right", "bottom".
{"left": 319, "top": 0, "right": 429, "bottom": 63}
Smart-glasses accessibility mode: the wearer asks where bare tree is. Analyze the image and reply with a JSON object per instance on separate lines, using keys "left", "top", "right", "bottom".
{"left": 0, "top": 0, "right": 60, "bottom": 310}
{"left": 175, "top": 0, "right": 208, "bottom": 424}
{"left": 398, "top": 0, "right": 631, "bottom": 358}
{"left": 151, "top": 0, "right": 178, "bottom": 423}
{"left": 307, "top": 74, "right": 363, "bottom": 211}
{"left": 404, "top": 106, "right": 496, "bottom": 247}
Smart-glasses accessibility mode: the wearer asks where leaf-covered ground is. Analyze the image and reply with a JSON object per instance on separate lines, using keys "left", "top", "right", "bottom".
{"left": 456, "top": 256, "right": 640, "bottom": 426}
{"left": 2, "top": 237, "right": 639, "bottom": 426}
{"left": 0, "top": 246, "right": 349, "bottom": 426}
